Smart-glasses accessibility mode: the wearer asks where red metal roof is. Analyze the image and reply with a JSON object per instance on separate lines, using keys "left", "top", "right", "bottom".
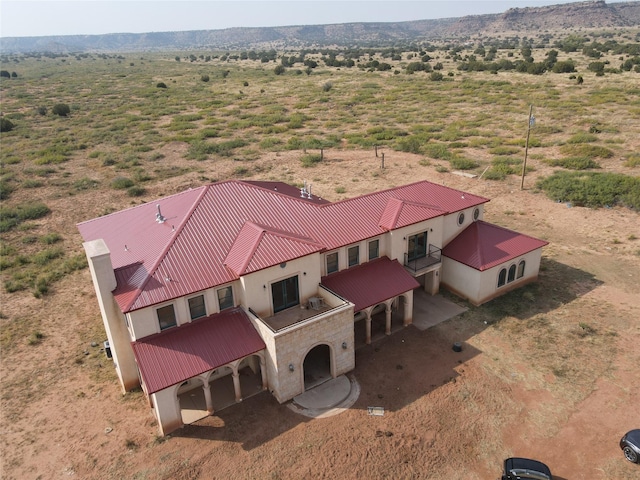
{"left": 131, "top": 307, "right": 265, "bottom": 394}
{"left": 77, "top": 180, "right": 488, "bottom": 312}
{"left": 224, "top": 222, "right": 323, "bottom": 275}
{"left": 321, "top": 256, "right": 420, "bottom": 312}
{"left": 442, "top": 220, "right": 548, "bottom": 271}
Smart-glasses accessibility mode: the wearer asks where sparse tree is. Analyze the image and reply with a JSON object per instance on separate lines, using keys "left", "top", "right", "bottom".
{"left": 274, "top": 64, "right": 286, "bottom": 75}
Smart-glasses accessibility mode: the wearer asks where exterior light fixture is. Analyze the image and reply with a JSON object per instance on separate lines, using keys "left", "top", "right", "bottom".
{"left": 342, "top": 342, "right": 348, "bottom": 349}
{"left": 288, "top": 363, "right": 294, "bottom": 372}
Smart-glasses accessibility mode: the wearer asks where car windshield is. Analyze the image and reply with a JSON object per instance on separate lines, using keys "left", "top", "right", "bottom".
{"left": 509, "top": 468, "right": 551, "bottom": 480}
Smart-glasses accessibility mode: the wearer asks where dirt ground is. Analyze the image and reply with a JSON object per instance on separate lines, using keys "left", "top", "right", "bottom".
{"left": 1, "top": 149, "right": 639, "bottom": 479}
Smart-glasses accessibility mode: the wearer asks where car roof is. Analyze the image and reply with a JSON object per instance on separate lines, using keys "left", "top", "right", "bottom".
{"left": 625, "top": 429, "right": 640, "bottom": 443}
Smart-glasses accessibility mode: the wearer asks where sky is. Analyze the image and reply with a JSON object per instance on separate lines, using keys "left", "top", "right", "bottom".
{"left": 0, "top": 0, "right": 631, "bottom": 38}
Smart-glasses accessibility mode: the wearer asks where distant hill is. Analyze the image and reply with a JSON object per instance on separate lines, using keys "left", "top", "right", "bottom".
{"left": 2, "top": 0, "right": 639, "bottom": 53}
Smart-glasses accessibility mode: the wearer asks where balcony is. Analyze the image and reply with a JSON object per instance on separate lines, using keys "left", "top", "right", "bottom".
{"left": 404, "top": 244, "right": 442, "bottom": 274}
{"left": 250, "top": 285, "right": 350, "bottom": 333}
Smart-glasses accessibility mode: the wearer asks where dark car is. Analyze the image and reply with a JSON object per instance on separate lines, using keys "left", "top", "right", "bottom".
{"left": 502, "top": 457, "right": 552, "bottom": 480}
{"left": 620, "top": 429, "right": 640, "bottom": 464}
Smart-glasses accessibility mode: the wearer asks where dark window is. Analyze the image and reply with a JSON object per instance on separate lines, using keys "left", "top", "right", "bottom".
{"left": 157, "top": 304, "right": 177, "bottom": 330}
{"left": 517, "top": 260, "right": 525, "bottom": 279}
{"left": 217, "top": 286, "right": 234, "bottom": 311}
{"left": 348, "top": 245, "right": 359, "bottom": 267}
{"left": 407, "top": 232, "right": 427, "bottom": 261}
{"left": 368, "top": 239, "right": 379, "bottom": 260}
{"left": 497, "top": 269, "right": 507, "bottom": 287}
{"left": 272, "top": 276, "right": 299, "bottom": 313}
{"left": 473, "top": 208, "right": 480, "bottom": 221}
{"left": 326, "top": 252, "right": 338, "bottom": 274}
{"left": 508, "top": 264, "right": 517, "bottom": 283}
{"left": 188, "top": 295, "right": 206, "bottom": 320}
{"left": 458, "top": 212, "right": 465, "bottom": 226}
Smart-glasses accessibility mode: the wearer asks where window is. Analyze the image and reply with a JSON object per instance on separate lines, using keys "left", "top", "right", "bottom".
{"left": 497, "top": 268, "right": 507, "bottom": 287}
{"left": 458, "top": 212, "right": 465, "bottom": 226}
{"left": 217, "top": 286, "right": 234, "bottom": 311}
{"left": 271, "top": 276, "right": 299, "bottom": 313}
{"left": 517, "top": 260, "right": 525, "bottom": 279}
{"left": 368, "top": 239, "right": 379, "bottom": 260}
{"left": 326, "top": 252, "right": 338, "bottom": 274}
{"left": 407, "top": 232, "right": 427, "bottom": 261}
{"left": 348, "top": 245, "right": 359, "bottom": 267}
{"left": 188, "top": 295, "right": 206, "bottom": 320}
{"left": 157, "top": 304, "right": 177, "bottom": 330}
{"left": 473, "top": 208, "right": 480, "bottom": 221}
{"left": 508, "top": 264, "right": 517, "bottom": 283}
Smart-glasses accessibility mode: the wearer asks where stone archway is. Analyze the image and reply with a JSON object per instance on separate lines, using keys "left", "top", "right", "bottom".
{"left": 303, "top": 344, "right": 332, "bottom": 389}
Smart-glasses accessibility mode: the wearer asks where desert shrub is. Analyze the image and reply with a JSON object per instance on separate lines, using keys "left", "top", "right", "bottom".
{"left": 395, "top": 136, "right": 422, "bottom": 154}
{"left": 33, "top": 247, "right": 64, "bottom": 266}
{"left": 52, "top": 103, "right": 70, "bottom": 117}
{"left": 545, "top": 157, "right": 601, "bottom": 170}
{"left": 200, "top": 74, "right": 210, "bottom": 82}
{"left": 73, "top": 177, "right": 99, "bottom": 191}
{"left": 551, "top": 60, "right": 576, "bottom": 73}
{"left": 489, "top": 146, "right": 520, "bottom": 156}
{"left": 450, "top": 157, "right": 479, "bottom": 170}
{"left": 537, "top": 171, "right": 640, "bottom": 211}
{"left": 0, "top": 118, "right": 15, "bottom": 132}
{"left": 624, "top": 155, "right": 640, "bottom": 168}
{"left": 559, "top": 144, "right": 613, "bottom": 159}
{"left": 429, "top": 71, "right": 444, "bottom": 81}
{"left": 0, "top": 178, "right": 14, "bottom": 200}
{"left": 0, "top": 70, "right": 10, "bottom": 78}
{"left": 567, "top": 132, "right": 598, "bottom": 144}
{"left": 127, "top": 186, "right": 146, "bottom": 197}
{"left": 274, "top": 65, "right": 285, "bottom": 75}
{"left": 40, "top": 233, "right": 62, "bottom": 244}
{"left": 300, "top": 154, "right": 322, "bottom": 167}
{"left": 111, "top": 177, "right": 134, "bottom": 189}
{"left": 322, "top": 82, "right": 333, "bottom": 92}
{"left": 0, "top": 202, "right": 51, "bottom": 232}
{"left": 424, "top": 143, "right": 453, "bottom": 160}
{"left": 156, "top": 82, "right": 167, "bottom": 88}
{"left": 36, "top": 106, "right": 47, "bottom": 116}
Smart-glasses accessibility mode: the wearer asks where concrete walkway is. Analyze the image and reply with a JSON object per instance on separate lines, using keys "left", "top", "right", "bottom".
{"left": 288, "top": 375, "right": 360, "bottom": 418}
{"left": 411, "top": 290, "right": 468, "bottom": 331}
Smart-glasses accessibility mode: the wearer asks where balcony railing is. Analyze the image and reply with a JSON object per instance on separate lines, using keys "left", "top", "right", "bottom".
{"left": 404, "top": 244, "right": 442, "bottom": 273}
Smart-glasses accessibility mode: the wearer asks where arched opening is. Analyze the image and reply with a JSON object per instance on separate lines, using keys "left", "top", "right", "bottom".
{"left": 303, "top": 344, "right": 332, "bottom": 389}
{"left": 178, "top": 377, "right": 207, "bottom": 424}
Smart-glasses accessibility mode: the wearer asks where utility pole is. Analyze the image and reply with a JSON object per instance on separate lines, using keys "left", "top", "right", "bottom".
{"left": 520, "top": 105, "right": 535, "bottom": 190}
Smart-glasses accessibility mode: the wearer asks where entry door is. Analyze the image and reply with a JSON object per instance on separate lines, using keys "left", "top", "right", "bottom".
{"left": 272, "top": 276, "right": 299, "bottom": 313}
{"left": 408, "top": 231, "right": 427, "bottom": 261}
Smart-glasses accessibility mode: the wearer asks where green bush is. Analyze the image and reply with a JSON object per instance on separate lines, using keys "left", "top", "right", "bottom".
{"left": 52, "top": 103, "right": 71, "bottom": 117}
{"left": 537, "top": 171, "right": 640, "bottom": 211}
{"left": 200, "top": 74, "right": 210, "bottom": 82}
{"left": 424, "top": 143, "right": 454, "bottom": 160}
{"left": 450, "top": 157, "right": 479, "bottom": 170}
{"left": 127, "top": 186, "right": 146, "bottom": 197}
{"left": 300, "top": 154, "right": 322, "bottom": 167}
{"left": 156, "top": 82, "right": 167, "bottom": 88}
{"left": 559, "top": 144, "right": 614, "bottom": 159}
{"left": 111, "top": 177, "right": 134, "bottom": 189}
{"left": 0, "top": 202, "right": 51, "bottom": 232}
{"left": 567, "top": 132, "right": 598, "bottom": 144}
{"left": 624, "top": 155, "right": 640, "bottom": 168}
{"left": 40, "top": 233, "right": 62, "bottom": 244}
{"left": 545, "top": 157, "right": 601, "bottom": 170}
{"left": 0, "top": 117, "right": 15, "bottom": 132}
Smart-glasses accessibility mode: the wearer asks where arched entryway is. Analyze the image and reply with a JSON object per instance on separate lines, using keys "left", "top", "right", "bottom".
{"left": 303, "top": 344, "right": 332, "bottom": 389}
{"left": 178, "top": 377, "right": 207, "bottom": 424}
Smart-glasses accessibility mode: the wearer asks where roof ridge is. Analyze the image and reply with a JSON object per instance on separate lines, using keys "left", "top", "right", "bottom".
{"left": 120, "top": 185, "right": 211, "bottom": 312}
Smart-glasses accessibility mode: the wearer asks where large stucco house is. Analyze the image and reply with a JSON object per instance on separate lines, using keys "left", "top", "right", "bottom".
{"left": 78, "top": 179, "right": 547, "bottom": 435}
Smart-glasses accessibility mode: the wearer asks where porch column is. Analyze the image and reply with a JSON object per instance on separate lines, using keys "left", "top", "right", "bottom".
{"left": 232, "top": 368, "right": 242, "bottom": 402}
{"left": 203, "top": 383, "right": 214, "bottom": 414}
{"left": 385, "top": 301, "right": 392, "bottom": 335}
{"left": 365, "top": 313, "right": 372, "bottom": 345}
{"left": 403, "top": 290, "right": 414, "bottom": 326}
{"left": 259, "top": 355, "right": 268, "bottom": 390}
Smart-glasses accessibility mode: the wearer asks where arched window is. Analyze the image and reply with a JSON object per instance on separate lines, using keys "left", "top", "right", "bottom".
{"left": 498, "top": 268, "right": 507, "bottom": 287}
{"left": 473, "top": 208, "right": 480, "bottom": 221}
{"left": 508, "top": 264, "right": 517, "bottom": 283}
{"left": 457, "top": 212, "right": 465, "bottom": 226}
{"left": 517, "top": 260, "right": 525, "bottom": 279}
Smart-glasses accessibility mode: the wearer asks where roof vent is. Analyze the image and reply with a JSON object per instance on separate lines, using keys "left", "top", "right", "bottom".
{"left": 156, "top": 204, "right": 166, "bottom": 224}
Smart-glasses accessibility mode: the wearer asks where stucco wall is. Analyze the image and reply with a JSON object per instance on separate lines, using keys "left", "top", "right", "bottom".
{"left": 442, "top": 205, "right": 484, "bottom": 246}
{"left": 152, "top": 387, "right": 182, "bottom": 436}
{"left": 442, "top": 248, "right": 544, "bottom": 306}
{"left": 389, "top": 217, "right": 445, "bottom": 264}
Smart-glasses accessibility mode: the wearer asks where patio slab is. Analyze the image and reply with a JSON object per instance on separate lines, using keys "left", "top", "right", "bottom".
{"left": 411, "top": 290, "right": 468, "bottom": 331}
